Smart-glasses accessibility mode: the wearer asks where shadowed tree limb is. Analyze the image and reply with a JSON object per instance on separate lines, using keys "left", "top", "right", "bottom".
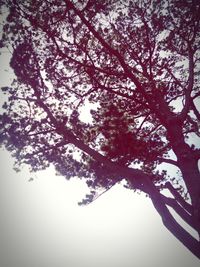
{"left": 142, "top": 179, "right": 200, "bottom": 257}
{"left": 164, "top": 182, "right": 193, "bottom": 214}
{"left": 162, "top": 195, "right": 198, "bottom": 231}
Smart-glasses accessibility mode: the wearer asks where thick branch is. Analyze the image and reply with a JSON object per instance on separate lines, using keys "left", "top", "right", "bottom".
{"left": 162, "top": 195, "right": 198, "bottom": 231}
{"left": 142, "top": 179, "right": 200, "bottom": 258}
{"left": 157, "top": 158, "right": 179, "bottom": 167}
{"left": 179, "top": 45, "right": 194, "bottom": 121}
{"left": 165, "top": 182, "right": 193, "bottom": 214}
{"left": 191, "top": 101, "right": 200, "bottom": 121}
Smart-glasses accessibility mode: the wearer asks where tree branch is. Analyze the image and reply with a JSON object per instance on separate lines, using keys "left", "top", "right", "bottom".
{"left": 192, "top": 91, "right": 200, "bottom": 101}
{"left": 164, "top": 182, "right": 193, "bottom": 214}
{"left": 179, "top": 45, "right": 194, "bottom": 121}
{"left": 162, "top": 195, "right": 198, "bottom": 231}
{"left": 65, "top": 1, "right": 156, "bottom": 102}
{"left": 142, "top": 179, "right": 200, "bottom": 257}
{"left": 191, "top": 101, "right": 200, "bottom": 121}
{"left": 31, "top": 79, "right": 153, "bottom": 192}
{"left": 157, "top": 158, "right": 179, "bottom": 167}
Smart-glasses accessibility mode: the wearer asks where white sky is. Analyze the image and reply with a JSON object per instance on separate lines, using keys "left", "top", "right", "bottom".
{"left": 0, "top": 149, "right": 200, "bottom": 267}
{"left": 0, "top": 31, "right": 200, "bottom": 267}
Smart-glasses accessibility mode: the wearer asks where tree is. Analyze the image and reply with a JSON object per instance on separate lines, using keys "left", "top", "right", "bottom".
{"left": 0, "top": 0, "right": 200, "bottom": 259}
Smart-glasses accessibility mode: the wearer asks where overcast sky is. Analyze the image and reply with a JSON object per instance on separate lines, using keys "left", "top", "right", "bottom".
{"left": 0, "top": 46, "right": 200, "bottom": 267}
{"left": 1, "top": 148, "right": 200, "bottom": 267}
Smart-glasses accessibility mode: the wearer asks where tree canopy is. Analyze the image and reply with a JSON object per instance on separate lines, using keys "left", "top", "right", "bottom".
{"left": 0, "top": 0, "right": 200, "bottom": 259}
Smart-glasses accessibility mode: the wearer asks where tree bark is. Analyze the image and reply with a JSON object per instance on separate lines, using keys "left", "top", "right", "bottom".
{"left": 166, "top": 122, "right": 200, "bottom": 236}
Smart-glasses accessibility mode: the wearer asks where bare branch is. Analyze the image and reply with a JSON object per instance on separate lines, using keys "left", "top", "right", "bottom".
{"left": 179, "top": 45, "right": 194, "bottom": 121}
{"left": 143, "top": 179, "right": 200, "bottom": 256}
{"left": 165, "top": 182, "right": 193, "bottom": 214}
{"left": 157, "top": 158, "right": 179, "bottom": 167}
{"left": 192, "top": 91, "right": 200, "bottom": 101}
{"left": 162, "top": 195, "right": 198, "bottom": 231}
{"left": 191, "top": 101, "right": 200, "bottom": 121}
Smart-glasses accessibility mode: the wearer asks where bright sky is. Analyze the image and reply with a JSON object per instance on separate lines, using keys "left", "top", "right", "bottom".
{"left": 0, "top": 28, "right": 200, "bottom": 267}
{"left": 0, "top": 148, "right": 200, "bottom": 267}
